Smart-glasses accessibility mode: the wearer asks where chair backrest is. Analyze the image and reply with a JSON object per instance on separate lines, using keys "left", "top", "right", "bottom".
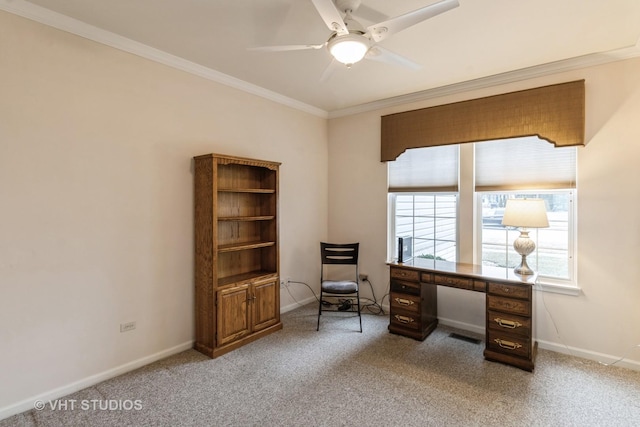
{"left": 320, "top": 242, "right": 359, "bottom": 283}
{"left": 320, "top": 242, "right": 359, "bottom": 265}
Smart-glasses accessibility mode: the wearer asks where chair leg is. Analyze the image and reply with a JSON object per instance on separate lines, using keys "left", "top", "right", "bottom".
{"left": 357, "top": 289, "right": 362, "bottom": 333}
{"left": 317, "top": 290, "right": 322, "bottom": 331}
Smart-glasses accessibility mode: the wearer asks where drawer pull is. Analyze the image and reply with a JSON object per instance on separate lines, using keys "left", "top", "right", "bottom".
{"left": 494, "top": 338, "right": 522, "bottom": 350}
{"left": 494, "top": 317, "right": 522, "bottom": 329}
{"left": 394, "top": 315, "right": 414, "bottom": 324}
{"left": 394, "top": 298, "right": 414, "bottom": 307}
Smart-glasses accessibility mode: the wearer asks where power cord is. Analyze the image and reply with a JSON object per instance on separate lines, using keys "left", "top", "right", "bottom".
{"left": 380, "top": 291, "right": 390, "bottom": 309}
{"left": 287, "top": 280, "right": 320, "bottom": 302}
{"left": 361, "top": 278, "right": 385, "bottom": 315}
{"left": 286, "top": 280, "right": 351, "bottom": 309}
{"left": 285, "top": 278, "right": 387, "bottom": 315}
{"left": 285, "top": 280, "right": 319, "bottom": 309}
{"left": 599, "top": 344, "right": 640, "bottom": 367}
{"left": 537, "top": 278, "right": 640, "bottom": 367}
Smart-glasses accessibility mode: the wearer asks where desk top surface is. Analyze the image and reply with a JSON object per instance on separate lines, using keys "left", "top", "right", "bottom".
{"left": 389, "top": 258, "right": 538, "bottom": 285}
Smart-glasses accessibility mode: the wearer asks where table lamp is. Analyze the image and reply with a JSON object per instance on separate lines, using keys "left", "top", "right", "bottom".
{"left": 501, "top": 198, "right": 549, "bottom": 275}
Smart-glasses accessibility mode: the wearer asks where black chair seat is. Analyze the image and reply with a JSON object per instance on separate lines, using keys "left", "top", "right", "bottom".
{"left": 321, "top": 280, "right": 358, "bottom": 294}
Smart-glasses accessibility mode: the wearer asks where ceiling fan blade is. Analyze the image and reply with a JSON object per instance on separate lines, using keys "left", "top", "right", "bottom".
{"left": 319, "top": 59, "right": 341, "bottom": 83}
{"left": 354, "top": 4, "right": 388, "bottom": 24}
{"left": 311, "top": 0, "right": 349, "bottom": 35}
{"left": 367, "top": 0, "right": 459, "bottom": 43}
{"left": 365, "top": 46, "right": 422, "bottom": 70}
{"left": 248, "top": 44, "right": 325, "bottom": 52}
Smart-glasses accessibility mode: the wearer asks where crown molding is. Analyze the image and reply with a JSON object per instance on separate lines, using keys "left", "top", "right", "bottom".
{"left": 3, "top": 0, "right": 639, "bottom": 121}
{"left": 0, "top": 0, "right": 329, "bottom": 118}
{"left": 328, "top": 41, "right": 640, "bottom": 119}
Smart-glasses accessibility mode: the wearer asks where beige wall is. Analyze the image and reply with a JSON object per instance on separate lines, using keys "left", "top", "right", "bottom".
{"left": 3, "top": 3, "right": 640, "bottom": 418}
{"left": 0, "top": 11, "right": 327, "bottom": 413}
{"left": 328, "top": 56, "right": 640, "bottom": 369}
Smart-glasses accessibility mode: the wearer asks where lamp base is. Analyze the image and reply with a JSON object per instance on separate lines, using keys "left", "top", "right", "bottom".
{"left": 513, "top": 230, "right": 536, "bottom": 276}
{"left": 514, "top": 255, "right": 534, "bottom": 275}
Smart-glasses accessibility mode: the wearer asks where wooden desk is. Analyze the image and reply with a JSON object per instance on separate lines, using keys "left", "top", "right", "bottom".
{"left": 388, "top": 259, "right": 537, "bottom": 371}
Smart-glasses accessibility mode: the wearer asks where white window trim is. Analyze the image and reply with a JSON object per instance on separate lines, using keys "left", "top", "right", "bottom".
{"left": 534, "top": 280, "right": 581, "bottom": 296}
{"left": 387, "top": 193, "right": 397, "bottom": 262}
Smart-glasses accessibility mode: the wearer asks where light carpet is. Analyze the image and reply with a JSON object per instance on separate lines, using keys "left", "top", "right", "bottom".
{"left": 3, "top": 303, "right": 640, "bottom": 426}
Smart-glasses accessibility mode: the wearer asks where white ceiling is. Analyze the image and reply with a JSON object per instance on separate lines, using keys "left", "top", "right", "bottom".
{"left": 6, "top": 0, "right": 640, "bottom": 116}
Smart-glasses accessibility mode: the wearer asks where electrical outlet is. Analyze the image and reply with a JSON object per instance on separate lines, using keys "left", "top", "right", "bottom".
{"left": 120, "top": 321, "right": 136, "bottom": 333}
{"left": 359, "top": 274, "right": 368, "bottom": 281}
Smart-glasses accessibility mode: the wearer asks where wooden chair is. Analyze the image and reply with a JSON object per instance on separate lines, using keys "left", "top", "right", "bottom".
{"left": 317, "top": 242, "right": 362, "bottom": 332}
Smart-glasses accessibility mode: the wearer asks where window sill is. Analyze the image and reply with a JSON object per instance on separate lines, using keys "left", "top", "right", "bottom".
{"left": 534, "top": 281, "right": 581, "bottom": 296}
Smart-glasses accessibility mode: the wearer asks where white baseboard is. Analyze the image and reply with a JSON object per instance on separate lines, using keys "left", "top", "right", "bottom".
{"left": 281, "top": 296, "right": 316, "bottom": 313}
{"left": 0, "top": 341, "right": 194, "bottom": 421}
{"left": 438, "top": 317, "right": 486, "bottom": 336}
{"left": 435, "top": 319, "right": 640, "bottom": 371}
{"left": 537, "top": 339, "right": 640, "bottom": 371}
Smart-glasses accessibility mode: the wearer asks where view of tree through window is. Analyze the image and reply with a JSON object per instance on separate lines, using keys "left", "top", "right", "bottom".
{"left": 394, "top": 194, "right": 457, "bottom": 262}
{"left": 480, "top": 192, "right": 572, "bottom": 279}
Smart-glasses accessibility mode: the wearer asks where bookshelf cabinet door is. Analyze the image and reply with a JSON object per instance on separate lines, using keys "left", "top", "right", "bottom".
{"left": 252, "top": 279, "right": 280, "bottom": 332}
{"left": 217, "top": 285, "right": 251, "bottom": 346}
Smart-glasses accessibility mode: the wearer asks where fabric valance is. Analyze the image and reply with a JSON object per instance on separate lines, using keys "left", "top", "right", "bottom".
{"left": 381, "top": 80, "right": 585, "bottom": 162}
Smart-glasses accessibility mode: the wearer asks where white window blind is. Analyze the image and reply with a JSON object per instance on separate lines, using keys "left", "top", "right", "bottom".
{"left": 388, "top": 145, "right": 459, "bottom": 192}
{"left": 475, "top": 137, "right": 576, "bottom": 191}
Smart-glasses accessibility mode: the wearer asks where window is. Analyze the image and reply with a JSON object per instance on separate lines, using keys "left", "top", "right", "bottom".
{"left": 475, "top": 137, "right": 576, "bottom": 285}
{"left": 392, "top": 193, "right": 457, "bottom": 262}
{"left": 387, "top": 137, "right": 577, "bottom": 289}
{"left": 479, "top": 191, "right": 574, "bottom": 282}
{"left": 388, "top": 145, "right": 458, "bottom": 262}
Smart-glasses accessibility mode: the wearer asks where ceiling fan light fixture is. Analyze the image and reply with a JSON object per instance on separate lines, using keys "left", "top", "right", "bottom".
{"left": 328, "top": 33, "right": 369, "bottom": 65}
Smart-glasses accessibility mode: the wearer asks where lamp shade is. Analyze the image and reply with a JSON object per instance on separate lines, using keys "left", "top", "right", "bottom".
{"left": 501, "top": 198, "right": 549, "bottom": 228}
{"left": 328, "top": 34, "right": 369, "bottom": 65}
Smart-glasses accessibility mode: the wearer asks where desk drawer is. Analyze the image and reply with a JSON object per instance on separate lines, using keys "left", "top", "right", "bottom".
{"left": 390, "top": 279, "right": 420, "bottom": 296}
{"left": 420, "top": 272, "right": 434, "bottom": 283}
{"left": 487, "top": 330, "right": 531, "bottom": 359}
{"left": 390, "top": 268, "right": 419, "bottom": 282}
{"left": 390, "top": 292, "right": 420, "bottom": 314}
{"left": 488, "top": 310, "right": 531, "bottom": 337}
{"left": 390, "top": 312, "right": 421, "bottom": 331}
{"left": 488, "top": 282, "right": 530, "bottom": 300}
{"left": 473, "top": 280, "right": 487, "bottom": 292}
{"left": 487, "top": 295, "right": 531, "bottom": 316}
{"left": 434, "top": 274, "right": 472, "bottom": 290}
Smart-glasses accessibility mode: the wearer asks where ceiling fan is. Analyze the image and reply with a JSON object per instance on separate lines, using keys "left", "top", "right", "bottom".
{"left": 250, "top": 0, "right": 459, "bottom": 77}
